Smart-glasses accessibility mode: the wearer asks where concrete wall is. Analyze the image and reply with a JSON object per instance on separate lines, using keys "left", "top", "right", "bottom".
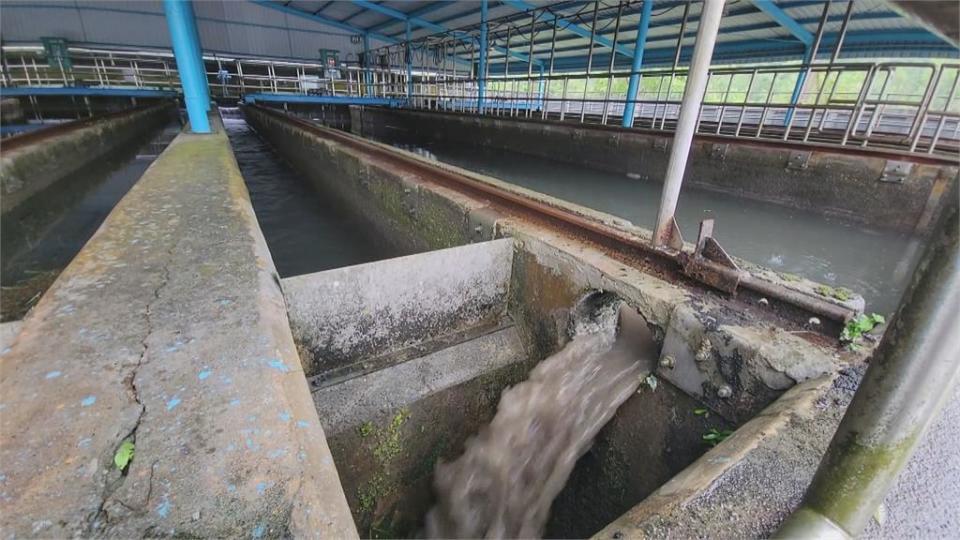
{"left": 0, "top": 103, "right": 175, "bottom": 216}
{"left": 355, "top": 107, "right": 958, "bottom": 235}
{"left": 282, "top": 239, "right": 514, "bottom": 379}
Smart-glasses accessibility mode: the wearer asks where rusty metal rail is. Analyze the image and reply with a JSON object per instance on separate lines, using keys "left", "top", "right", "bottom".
{"left": 248, "top": 104, "right": 857, "bottom": 328}
{"left": 1, "top": 102, "right": 175, "bottom": 152}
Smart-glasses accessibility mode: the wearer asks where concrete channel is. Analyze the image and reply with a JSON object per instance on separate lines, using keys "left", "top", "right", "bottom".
{"left": 0, "top": 102, "right": 945, "bottom": 537}
{"left": 240, "top": 104, "right": 874, "bottom": 538}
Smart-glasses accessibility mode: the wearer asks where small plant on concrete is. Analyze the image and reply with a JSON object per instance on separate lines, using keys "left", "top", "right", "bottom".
{"left": 693, "top": 407, "right": 710, "bottom": 418}
{"left": 358, "top": 421, "right": 375, "bottom": 438}
{"left": 114, "top": 440, "right": 135, "bottom": 472}
{"left": 702, "top": 428, "right": 734, "bottom": 447}
{"left": 841, "top": 313, "right": 886, "bottom": 349}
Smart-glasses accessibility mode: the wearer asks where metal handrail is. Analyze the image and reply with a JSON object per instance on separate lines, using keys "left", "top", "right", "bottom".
{"left": 3, "top": 44, "right": 957, "bottom": 155}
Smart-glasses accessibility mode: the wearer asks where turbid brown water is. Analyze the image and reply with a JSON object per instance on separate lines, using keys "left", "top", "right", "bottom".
{"left": 426, "top": 300, "right": 656, "bottom": 538}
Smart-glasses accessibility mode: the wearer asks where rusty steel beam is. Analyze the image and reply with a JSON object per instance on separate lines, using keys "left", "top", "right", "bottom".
{"left": 248, "top": 104, "right": 858, "bottom": 327}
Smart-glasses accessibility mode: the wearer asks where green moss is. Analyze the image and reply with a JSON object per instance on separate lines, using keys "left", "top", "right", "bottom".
{"left": 373, "top": 408, "right": 410, "bottom": 463}
{"left": 778, "top": 272, "right": 801, "bottom": 283}
{"left": 815, "top": 284, "right": 855, "bottom": 302}
{"left": 807, "top": 434, "right": 918, "bottom": 527}
{"left": 358, "top": 421, "right": 375, "bottom": 438}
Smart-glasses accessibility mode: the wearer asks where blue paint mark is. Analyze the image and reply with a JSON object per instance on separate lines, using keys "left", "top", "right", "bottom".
{"left": 77, "top": 438, "right": 92, "bottom": 448}
{"left": 245, "top": 438, "right": 259, "bottom": 451}
{"left": 227, "top": 483, "right": 237, "bottom": 493}
{"left": 252, "top": 523, "right": 266, "bottom": 538}
{"left": 226, "top": 443, "right": 236, "bottom": 452}
{"left": 256, "top": 481, "right": 268, "bottom": 495}
{"left": 80, "top": 395, "right": 96, "bottom": 407}
{"left": 268, "top": 448, "right": 287, "bottom": 459}
{"left": 229, "top": 398, "right": 241, "bottom": 407}
{"left": 1, "top": 347, "right": 10, "bottom": 355}
{"left": 166, "top": 396, "right": 181, "bottom": 411}
{"left": 198, "top": 369, "right": 212, "bottom": 380}
{"left": 296, "top": 420, "right": 309, "bottom": 428}
{"left": 265, "top": 358, "right": 290, "bottom": 373}
{"left": 278, "top": 411, "right": 291, "bottom": 422}
{"left": 155, "top": 495, "right": 171, "bottom": 518}
{"left": 45, "top": 371, "right": 62, "bottom": 379}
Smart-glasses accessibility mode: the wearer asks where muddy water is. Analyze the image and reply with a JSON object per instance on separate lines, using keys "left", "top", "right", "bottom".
{"left": 374, "top": 137, "right": 922, "bottom": 316}
{"left": 427, "top": 303, "right": 655, "bottom": 538}
{"left": 224, "top": 117, "right": 401, "bottom": 277}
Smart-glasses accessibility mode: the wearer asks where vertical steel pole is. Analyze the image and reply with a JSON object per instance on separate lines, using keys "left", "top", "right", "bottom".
{"left": 580, "top": 0, "right": 601, "bottom": 123}
{"left": 363, "top": 33, "right": 373, "bottom": 96}
{"left": 602, "top": 1, "right": 624, "bottom": 125}
{"left": 652, "top": 0, "right": 724, "bottom": 246}
{"left": 543, "top": 13, "right": 558, "bottom": 119}
{"left": 184, "top": 0, "right": 210, "bottom": 110}
{"left": 659, "top": 0, "right": 690, "bottom": 130}
{"left": 527, "top": 9, "right": 537, "bottom": 117}
{"left": 784, "top": 0, "right": 830, "bottom": 137}
{"left": 164, "top": 0, "right": 210, "bottom": 133}
{"left": 623, "top": 0, "right": 653, "bottom": 127}
{"left": 778, "top": 190, "right": 960, "bottom": 539}
{"left": 405, "top": 20, "right": 413, "bottom": 101}
{"left": 479, "top": 0, "right": 489, "bottom": 113}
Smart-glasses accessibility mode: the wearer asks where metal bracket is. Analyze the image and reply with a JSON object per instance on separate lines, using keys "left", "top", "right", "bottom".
{"left": 666, "top": 217, "right": 685, "bottom": 251}
{"left": 681, "top": 219, "right": 742, "bottom": 294}
{"left": 786, "top": 150, "right": 811, "bottom": 171}
{"left": 879, "top": 160, "right": 913, "bottom": 183}
{"left": 709, "top": 143, "right": 729, "bottom": 161}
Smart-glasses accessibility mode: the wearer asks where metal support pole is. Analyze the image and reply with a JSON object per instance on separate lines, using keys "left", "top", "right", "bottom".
{"left": 184, "top": 0, "right": 210, "bottom": 110}
{"left": 652, "top": 0, "right": 724, "bottom": 247}
{"left": 405, "top": 20, "right": 413, "bottom": 101}
{"left": 623, "top": 0, "right": 653, "bottom": 127}
{"left": 363, "top": 34, "right": 373, "bottom": 96}
{"left": 784, "top": 0, "right": 830, "bottom": 135}
{"left": 580, "top": 0, "right": 601, "bottom": 123}
{"left": 478, "top": 0, "right": 488, "bottom": 113}
{"left": 163, "top": 0, "right": 210, "bottom": 133}
{"left": 778, "top": 189, "right": 960, "bottom": 539}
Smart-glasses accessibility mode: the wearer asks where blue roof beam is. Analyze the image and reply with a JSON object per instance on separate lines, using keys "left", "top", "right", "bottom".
{"left": 250, "top": 0, "right": 398, "bottom": 43}
{"left": 364, "top": 1, "right": 456, "bottom": 33}
{"left": 748, "top": 0, "right": 814, "bottom": 46}
{"left": 502, "top": 0, "right": 634, "bottom": 58}
{"left": 351, "top": 0, "right": 541, "bottom": 66}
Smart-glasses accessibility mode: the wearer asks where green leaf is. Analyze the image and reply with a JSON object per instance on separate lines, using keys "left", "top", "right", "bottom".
{"left": 114, "top": 440, "right": 135, "bottom": 471}
{"left": 693, "top": 408, "right": 708, "bottom": 416}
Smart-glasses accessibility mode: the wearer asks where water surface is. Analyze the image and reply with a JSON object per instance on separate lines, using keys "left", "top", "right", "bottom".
{"left": 376, "top": 135, "right": 923, "bottom": 316}
{"left": 225, "top": 117, "right": 400, "bottom": 277}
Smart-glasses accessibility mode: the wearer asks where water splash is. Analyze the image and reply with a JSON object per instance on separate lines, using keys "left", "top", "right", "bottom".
{"left": 426, "top": 300, "right": 654, "bottom": 538}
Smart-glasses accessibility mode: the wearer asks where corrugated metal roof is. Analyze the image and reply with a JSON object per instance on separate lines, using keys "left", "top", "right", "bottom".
{"left": 1, "top": 0, "right": 956, "bottom": 68}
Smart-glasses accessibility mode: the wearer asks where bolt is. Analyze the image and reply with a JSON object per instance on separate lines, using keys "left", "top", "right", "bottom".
{"left": 808, "top": 317, "right": 821, "bottom": 326}
{"left": 659, "top": 355, "right": 675, "bottom": 369}
{"left": 758, "top": 297, "right": 769, "bottom": 306}
{"left": 717, "top": 385, "right": 733, "bottom": 399}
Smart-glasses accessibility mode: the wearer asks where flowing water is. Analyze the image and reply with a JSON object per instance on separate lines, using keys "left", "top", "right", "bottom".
{"left": 0, "top": 122, "right": 179, "bottom": 321}
{"left": 427, "top": 301, "right": 655, "bottom": 538}
{"left": 223, "top": 115, "right": 401, "bottom": 276}
{"left": 373, "top": 136, "right": 923, "bottom": 316}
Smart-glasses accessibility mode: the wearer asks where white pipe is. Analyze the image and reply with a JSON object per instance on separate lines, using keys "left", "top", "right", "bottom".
{"left": 653, "top": 0, "right": 725, "bottom": 246}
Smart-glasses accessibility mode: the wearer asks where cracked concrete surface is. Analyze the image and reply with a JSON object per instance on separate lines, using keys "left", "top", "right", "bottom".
{"left": 0, "top": 118, "right": 357, "bottom": 538}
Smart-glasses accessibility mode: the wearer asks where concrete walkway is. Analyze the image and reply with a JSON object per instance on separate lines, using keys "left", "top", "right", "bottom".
{"left": 0, "top": 119, "right": 357, "bottom": 537}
